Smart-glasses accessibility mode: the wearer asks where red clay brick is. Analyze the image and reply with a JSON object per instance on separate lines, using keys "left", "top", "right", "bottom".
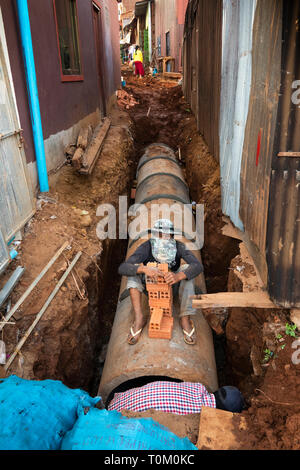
{"left": 147, "top": 262, "right": 158, "bottom": 268}
{"left": 158, "top": 263, "right": 168, "bottom": 272}
{"left": 150, "top": 306, "right": 173, "bottom": 317}
{"left": 146, "top": 262, "right": 173, "bottom": 338}
{"left": 146, "top": 262, "right": 168, "bottom": 284}
{"left": 149, "top": 308, "right": 163, "bottom": 330}
{"left": 148, "top": 317, "right": 174, "bottom": 339}
{"left": 148, "top": 297, "right": 172, "bottom": 309}
{"left": 146, "top": 284, "right": 172, "bottom": 297}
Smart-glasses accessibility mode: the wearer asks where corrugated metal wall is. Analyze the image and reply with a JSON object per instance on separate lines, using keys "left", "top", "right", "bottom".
{"left": 267, "top": 0, "right": 300, "bottom": 307}
{"left": 239, "top": 0, "right": 282, "bottom": 283}
{"left": 219, "top": 0, "right": 257, "bottom": 231}
{"left": 0, "top": 15, "right": 34, "bottom": 246}
{"left": 183, "top": 0, "right": 222, "bottom": 161}
{"left": 183, "top": 0, "right": 300, "bottom": 306}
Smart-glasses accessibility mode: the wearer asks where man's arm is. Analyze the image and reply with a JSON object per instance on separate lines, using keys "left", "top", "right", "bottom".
{"left": 164, "top": 270, "right": 187, "bottom": 285}
{"left": 177, "top": 242, "right": 204, "bottom": 280}
{"left": 163, "top": 243, "right": 203, "bottom": 285}
{"left": 119, "top": 240, "right": 170, "bottom": 279}
{"left": 118, "top": 241, "right": 150, "bottom": 277}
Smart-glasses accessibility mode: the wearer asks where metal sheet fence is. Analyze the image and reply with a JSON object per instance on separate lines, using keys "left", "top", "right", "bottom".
{"left": 238, "top": 0, "right": 282, "bottom": 284}
{"left": 183, "top": 0, "right": 222, "bottom": 162}
{"left": 267, "top": 0, "right": 300, "bottom": 307}
{"left": 0, "top": 15, "right": 34, "bottom": 269}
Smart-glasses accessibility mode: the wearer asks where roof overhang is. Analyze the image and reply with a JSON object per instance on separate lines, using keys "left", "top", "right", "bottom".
{"left": 135, "top": 1, "right": 148, "bottom": 17}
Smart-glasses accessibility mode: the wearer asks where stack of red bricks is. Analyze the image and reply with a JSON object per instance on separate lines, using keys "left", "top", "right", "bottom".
{"left": 146, "top": 262, "right": 174, "bottom": 339}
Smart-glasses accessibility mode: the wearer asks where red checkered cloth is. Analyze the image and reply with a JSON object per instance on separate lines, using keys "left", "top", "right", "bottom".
{"left": 108, "top": 381, "right": 216, "bottom": 415}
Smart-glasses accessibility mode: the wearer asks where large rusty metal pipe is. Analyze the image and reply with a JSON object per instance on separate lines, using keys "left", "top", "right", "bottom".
{"left": 99, "top": 143, "right": 218, "bottom": 404}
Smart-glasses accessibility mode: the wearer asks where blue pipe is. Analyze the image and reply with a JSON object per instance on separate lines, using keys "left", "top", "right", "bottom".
{"left": 16, "top": 0, "right": 49, "bottom": 192}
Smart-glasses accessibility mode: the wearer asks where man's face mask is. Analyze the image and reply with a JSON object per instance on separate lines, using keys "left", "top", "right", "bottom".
{"left": 150, "top": 235, "right": 177, "bottom": 266}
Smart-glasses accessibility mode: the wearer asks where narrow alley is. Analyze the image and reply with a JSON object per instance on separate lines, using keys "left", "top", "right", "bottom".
{"left": 0, "top": 0, "right": 299, "bottom": 455}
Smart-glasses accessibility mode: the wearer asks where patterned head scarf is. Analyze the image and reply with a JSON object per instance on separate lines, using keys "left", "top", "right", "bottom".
{"left": 150, "top": 219, "right": 177, "bottom": 267}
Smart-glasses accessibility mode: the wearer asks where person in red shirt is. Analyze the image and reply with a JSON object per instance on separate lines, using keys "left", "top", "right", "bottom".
{"left": 133, "top": 46, "right": 145, "bottom": 78}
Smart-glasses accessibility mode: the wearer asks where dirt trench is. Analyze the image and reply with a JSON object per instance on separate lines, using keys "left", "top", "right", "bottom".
{"left": 119, "top": 69, "right": 300, "bottom": 449}
{"left": 0, "top": 69, "right": 299, "bottom": 449}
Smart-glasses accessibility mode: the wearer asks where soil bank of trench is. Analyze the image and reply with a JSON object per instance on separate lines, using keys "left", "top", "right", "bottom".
{"left": 0, "top": 105, "right": 135, "bottom": 393}
{"left": 0, "top": 68, "right": 299, "bottom": 450}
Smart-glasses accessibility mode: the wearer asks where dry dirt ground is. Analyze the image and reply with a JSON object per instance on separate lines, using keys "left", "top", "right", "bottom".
{"left": 0, "top": 67, "right": 299, "bottom": 449}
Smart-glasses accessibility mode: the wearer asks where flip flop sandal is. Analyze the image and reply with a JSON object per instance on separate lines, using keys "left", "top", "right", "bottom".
{"left": 182, "top": 320, "right": 196, "bottom": 345}
{"left": 127, "top": 325, "right": 144, "bottom": 345}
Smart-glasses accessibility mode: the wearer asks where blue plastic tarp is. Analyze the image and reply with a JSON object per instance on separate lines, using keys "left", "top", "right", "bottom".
{"left": 61, "top": 407, "right": 198, "bottom": 451}
{"left": 0, "top": 375, "right": 197, "bottom": 451}
{"left": 0, "top": 375, "right": 100, "bottom": 450}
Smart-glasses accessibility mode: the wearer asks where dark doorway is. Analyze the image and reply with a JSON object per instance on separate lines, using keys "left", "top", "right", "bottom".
{"left": 166, "top": 31, "right": 170, "bottom": 56}
{"left": 166, "top": 31, "right": 171, "bottom": 71}
{"left": 92, "top": 2, "right": 106, "bottom": 116}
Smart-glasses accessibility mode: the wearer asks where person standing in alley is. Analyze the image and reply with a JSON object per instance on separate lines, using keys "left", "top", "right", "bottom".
{"left": 133, "top": 46, "right": 145, "bottom": 79}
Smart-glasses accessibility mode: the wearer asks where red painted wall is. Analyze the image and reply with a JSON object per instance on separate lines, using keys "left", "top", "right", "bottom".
{"left": 0, "top": 0, "right": 120, "bottom": 164}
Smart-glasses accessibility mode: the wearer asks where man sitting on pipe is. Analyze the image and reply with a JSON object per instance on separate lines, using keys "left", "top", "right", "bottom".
{"left": 118, "top": 218, "right": 203, "bottom": 345}
{"left": 108, "top": 381, "right": 245, "bottom": 414}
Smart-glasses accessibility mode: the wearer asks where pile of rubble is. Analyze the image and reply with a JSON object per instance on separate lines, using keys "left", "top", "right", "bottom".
{"left": 116, "top": 90, "right": 138, "bottom": 110}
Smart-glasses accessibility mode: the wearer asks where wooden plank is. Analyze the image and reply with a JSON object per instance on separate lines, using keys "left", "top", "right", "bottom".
{"left": 221, "top": 218, "right": 244, "bottom": 240}
{"left": 79, "top": 118, "right": 111, "bottom": 175}
{"left": 192, "top": 291, "right": 280, "bottom": 309}
{"left": 163, "top": 72, "right": 182, "bottom": 79}
{"left": 4, "top": 251, "right": 82, "bottom": 371}
{"left": 72, "top": 147, "right": 84, "bottom": 170}
{"left": 197, "top": 407, "right": 247, "bottom": 450}
{"left": 64, "top": 144, "right": 77, "bottom": 156}
{"left": 0, "top": 241, "right": 69, "bottom": 332}
{"left": 77, "top": 125, "right": 93, "bottom": 150}
{"left": 77, "top": 127, "right": 89, "bottom": 150}
{"left": 278, "top": 152, "right": 300, "bottom": 157}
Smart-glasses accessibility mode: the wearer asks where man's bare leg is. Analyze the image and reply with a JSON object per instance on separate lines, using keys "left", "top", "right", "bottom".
{"left": 128, "top": 288, "right": 145, "bottom": 344}
{"left": 180, "top": 315, "right": 196, "bottom": 345}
